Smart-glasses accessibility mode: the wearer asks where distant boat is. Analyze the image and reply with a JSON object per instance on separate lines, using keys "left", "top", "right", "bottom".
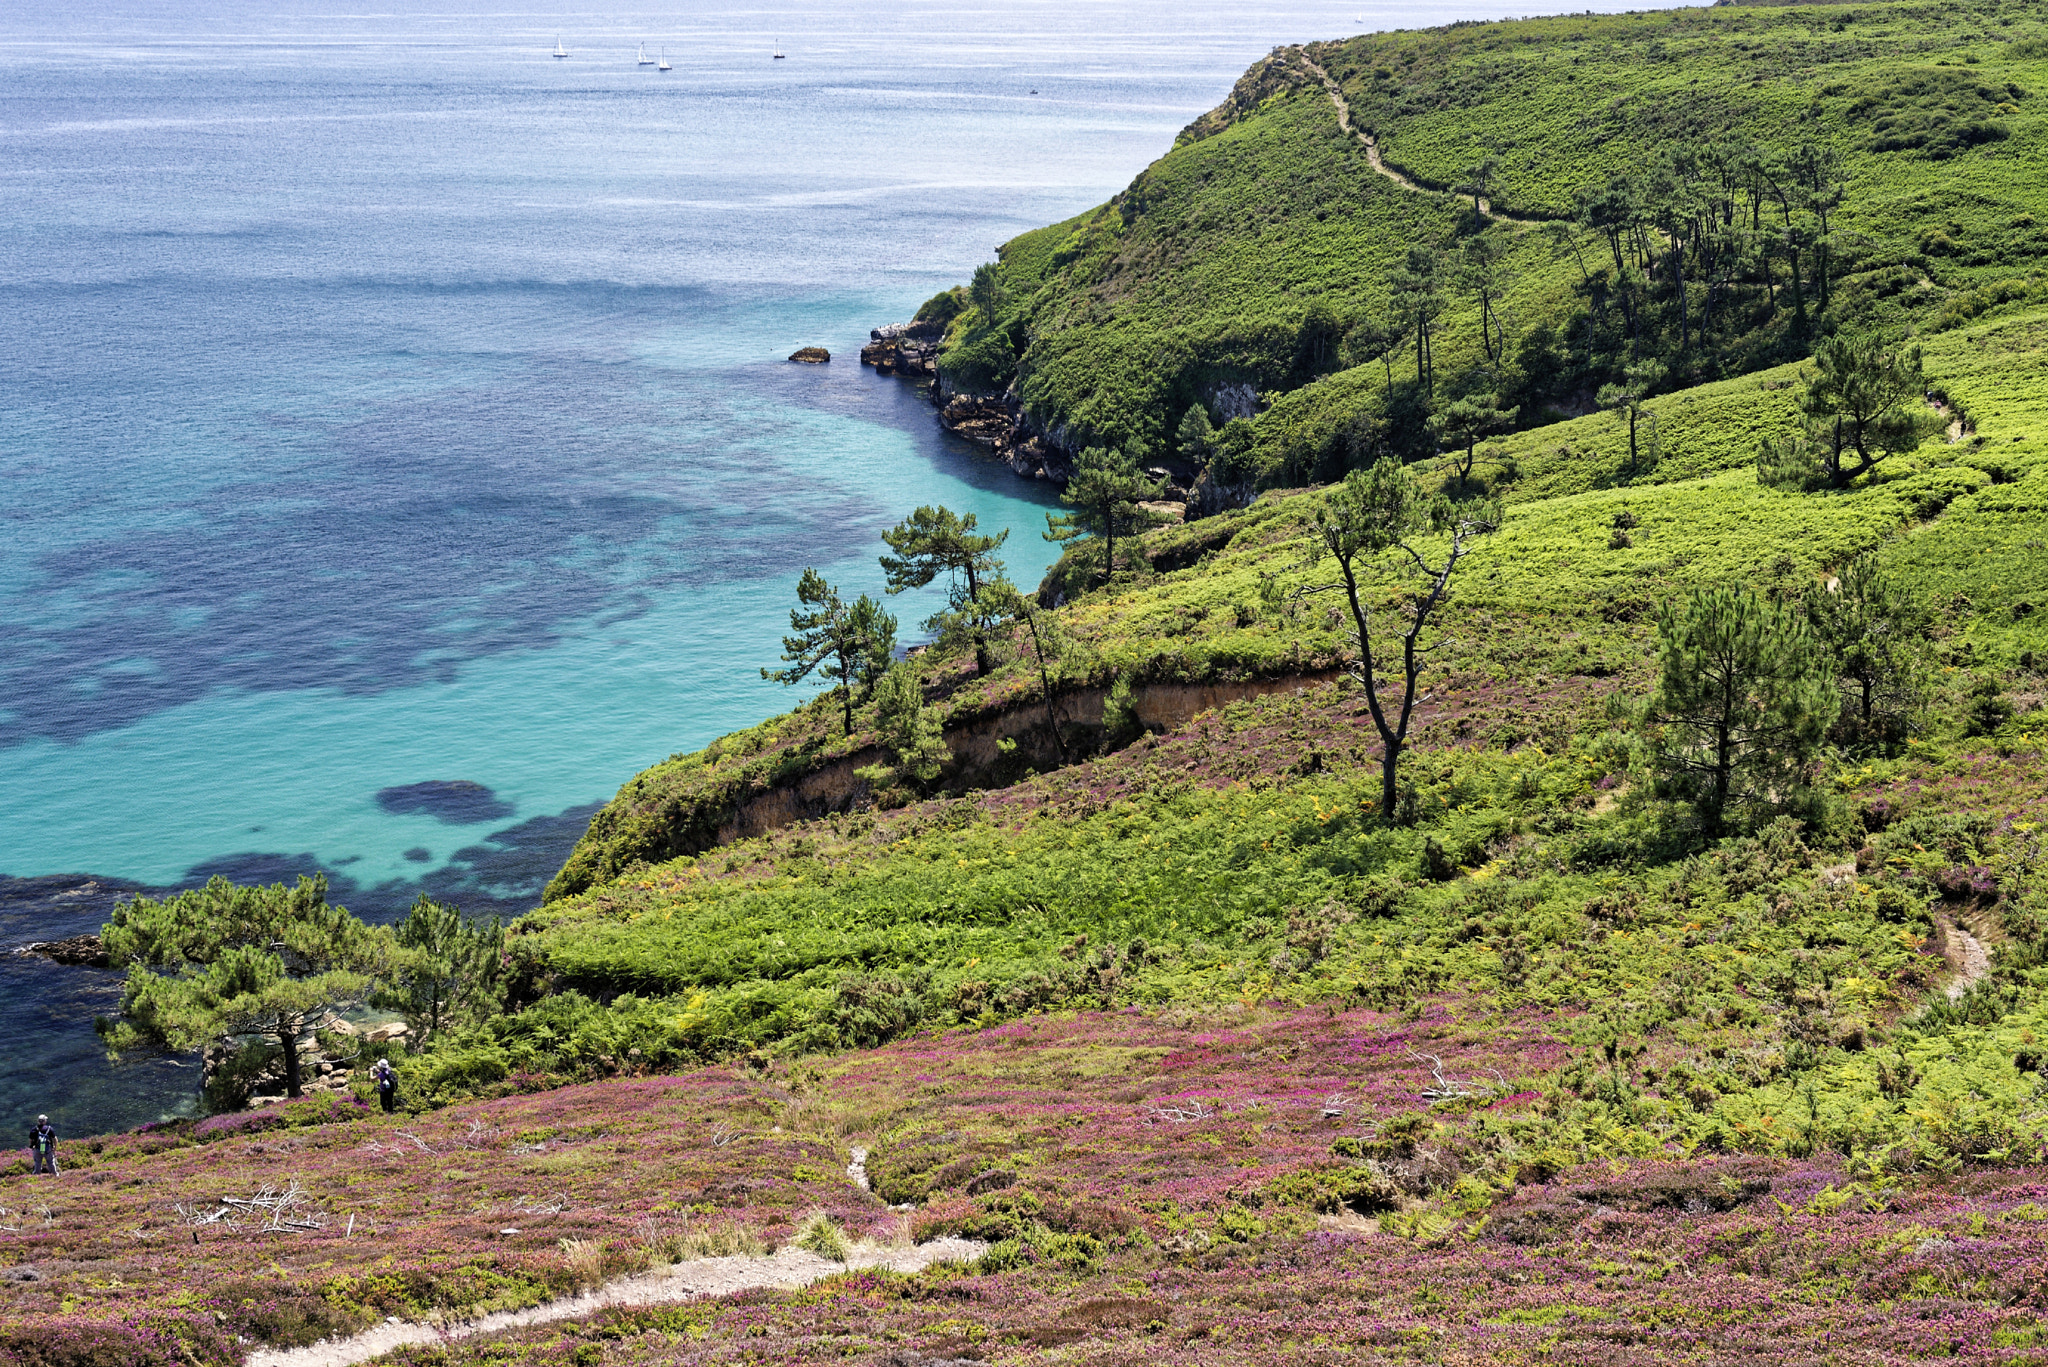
{"left": 658, "top": 49, "right": 672, "bottom": 72}
{"left": 552, "top": 36, "right": 568, "bottom": 58}
{"left": 637, "top": 43, "right": 655, "bottom": 66}
{"left": 773, "top": 38, "right": 785, "bottom": 58}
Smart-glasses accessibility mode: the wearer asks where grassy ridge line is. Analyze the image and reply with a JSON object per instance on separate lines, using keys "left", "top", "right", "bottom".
{"left": 1346, "top": 3, "right": 2048, "bottom": 227}
{"left": 964, "top": 0, "right": 2048, "bottom": 474}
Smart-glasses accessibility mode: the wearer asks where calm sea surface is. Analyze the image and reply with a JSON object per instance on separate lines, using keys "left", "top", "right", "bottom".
{"left": 0, "top": 0, "right": 1659, "bottom": 1133}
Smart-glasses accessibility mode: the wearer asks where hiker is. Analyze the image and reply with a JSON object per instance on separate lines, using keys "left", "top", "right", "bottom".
{"left": 372, "top": 1058, "right": 398, "bottom": 1114}
{"left": 28, "top": 1115, "right": 57, "bottom": 1176}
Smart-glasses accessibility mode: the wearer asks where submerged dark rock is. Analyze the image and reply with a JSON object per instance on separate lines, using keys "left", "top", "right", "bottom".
{"left": 374, "top": 780, "right": 515, "bottom": 825}
{"left": 15, "top": 934, "right": 109, "bottom": 968}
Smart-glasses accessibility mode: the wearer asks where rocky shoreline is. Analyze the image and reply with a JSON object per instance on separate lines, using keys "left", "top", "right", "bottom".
{"left": 861, "top": 319, "right": 1253, "bottom": 520}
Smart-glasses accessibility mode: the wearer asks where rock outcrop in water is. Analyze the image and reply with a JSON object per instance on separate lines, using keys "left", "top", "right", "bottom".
{"left": 787, "top": 346, "right": 830, "bottom": 364}
{"left": 14, "top": 934, "right": 109, "bottom": 968}
{"left": 864, "top": 318, "right": 1219, "bottom": 512}
{"left": 859, "top": 320, "right": 943, "bottom": 376}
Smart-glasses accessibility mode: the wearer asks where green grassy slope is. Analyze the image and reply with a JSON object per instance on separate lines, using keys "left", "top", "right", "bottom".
{"left": 954, "top": 0, "right": 2048, "bottom": 478}
{"left": 488, "top": 308, "right": 2048, "bottom": 1180}
{"left": 551, "top": 307, "right": 2048, "bottom": 902}
{"left": 496, "top": 9, "right": 2048, "bottom": 1188}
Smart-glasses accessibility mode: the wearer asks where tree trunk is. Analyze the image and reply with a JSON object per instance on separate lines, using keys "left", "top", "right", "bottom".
{"left": 1786, "top": 244, "right": 1806, "bottom": 331}
{"left": 1024, "top": 614, "right": 1066, "bottom": 764}
{"left": 279, "top": 1024, "right": 304, "bottom": 1099}
{"left": 1670, "top": 245, "right": 1689, "bottom": 351}
{"left": 1712, "top": 718, "right": 1733, "bottom": 838}
{"left": 1380, "top": 739, "right": 1401, "bottom": 821}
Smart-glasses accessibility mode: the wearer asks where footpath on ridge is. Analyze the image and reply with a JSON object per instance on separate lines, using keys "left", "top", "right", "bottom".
{"left": 1296, "top": 53, "right": 1550, "bottom": 228}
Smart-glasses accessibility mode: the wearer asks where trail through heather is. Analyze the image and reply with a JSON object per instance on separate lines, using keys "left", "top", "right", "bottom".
{"left": 246, "top": 1236, "right": 986, "bottom": 1367}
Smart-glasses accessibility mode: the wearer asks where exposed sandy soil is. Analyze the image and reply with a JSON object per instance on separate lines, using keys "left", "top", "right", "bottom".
{"left": 1943, "top": 917, "right": 1993, "bottom": 1001}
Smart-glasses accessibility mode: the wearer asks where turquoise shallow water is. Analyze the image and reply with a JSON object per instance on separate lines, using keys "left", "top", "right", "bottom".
{"left": 0, "top": 0, "right": 1661, "bottom": 1132}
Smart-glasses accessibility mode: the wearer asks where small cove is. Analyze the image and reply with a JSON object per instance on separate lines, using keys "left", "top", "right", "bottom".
{"left": 0, "top": 0, "right": 1665, "bottom": 1133}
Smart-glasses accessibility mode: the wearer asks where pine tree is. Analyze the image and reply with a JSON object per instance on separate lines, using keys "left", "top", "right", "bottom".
{"left": 1044, "top": 446, "right": 1165, "bottom": 585}
{"left": 1315, "top": 457, "right": 1500, "bottom": 819}
{"left": 983, "top": 580, "right": 1081, "bottom": 764}
{"left": 1800, "top": 333, "right": 1931, "bottom": 485}
{"left": 1801, "top": 554, "right": 1929, "bottom": 744}
{"left": 1431, "top": 395, "right": 1519, "bottom": 485}
{"left": 99, "top": 875, "right": 385, "bottom": 1099}
{"left": 763, "top": 569, "right": 896, "bottom": 735}
{"left": 880, "top": 506, "right": 1009, "bottom": 675}
{"left": 860, "top": 662, "right": 951, "bottom": 787}
{"left": 968, "top": 261, "right": 1006, "bottom": 320}
{"left": 1644, "top": 586, "right": 1836, "bottom": 835}
{"left": 372, "top": 896, "right": 504, "bottom": 1044}
{"left": 1596, "top": 360, "right": 1666, "bottom": 482}
{"left": 1175, "top": 404, "right": 1217, "bottom": 466}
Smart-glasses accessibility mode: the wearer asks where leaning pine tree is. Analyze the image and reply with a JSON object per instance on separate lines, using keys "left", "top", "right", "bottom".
{"left": 762, "top": 568, "right": 896, "bottom": 736}
{"left": 879, "top": 506, "right": 1009, "bottom": 675}
{"left": 98, "top": 874, "right": 386, "bottom": 1100}
{"left": 1643, "top": 585, "right": 1837, "bottom": 836}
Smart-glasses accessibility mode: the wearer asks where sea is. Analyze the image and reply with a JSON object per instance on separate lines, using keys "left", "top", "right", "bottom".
{"left": 0, "top": 0, "right": 1661, "bottom": 1135}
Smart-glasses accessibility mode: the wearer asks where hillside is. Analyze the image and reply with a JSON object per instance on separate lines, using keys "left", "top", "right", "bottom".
{"left": 13, "top": 5, "right": 2048, "bottom": 1365}
{"left": 945, "top": 0, "right": 2048, "bottom": 479}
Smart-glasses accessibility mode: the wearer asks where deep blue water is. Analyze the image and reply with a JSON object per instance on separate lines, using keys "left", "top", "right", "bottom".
{"left": 0, "top": 0, "right": 1663, "bottom": 1134}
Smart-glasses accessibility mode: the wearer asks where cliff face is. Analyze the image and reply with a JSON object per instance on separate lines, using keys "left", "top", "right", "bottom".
{"left": 550, "top": 667, "right": 1341, "bottom": 896}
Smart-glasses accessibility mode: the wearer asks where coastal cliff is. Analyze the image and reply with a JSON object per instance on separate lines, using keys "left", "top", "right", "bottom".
{"left": 18, "top": 8, "right": 2048, "bottom": 1362}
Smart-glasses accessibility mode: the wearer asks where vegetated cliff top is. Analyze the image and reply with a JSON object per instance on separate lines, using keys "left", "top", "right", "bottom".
{"left": 548, "top": 0, "right": 2048, "bottom": 905}
{"left": 936, "top": 0, "right": 2047, "bottom": 475}
{"left": 549, "top": 305, "right": 2048, "bottom": 903}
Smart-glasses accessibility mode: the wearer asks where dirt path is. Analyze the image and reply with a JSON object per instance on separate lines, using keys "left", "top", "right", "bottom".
{"left": 1942, "top": 917, "right": 1993, "bottom": 1001}
{"left": 1295, "top": 55, "right": 1547, "bottom": 229}
{"left": 247, "top": 1235, "right": 986, "bottom": 1367}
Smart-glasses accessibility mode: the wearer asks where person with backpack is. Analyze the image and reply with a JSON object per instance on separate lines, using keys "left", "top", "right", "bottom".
{"left": 371, "top": 1058, "right": 398, "bottom": 1114}
{"left": 28, "top": 1115, "right": 57, "bottom": 1176}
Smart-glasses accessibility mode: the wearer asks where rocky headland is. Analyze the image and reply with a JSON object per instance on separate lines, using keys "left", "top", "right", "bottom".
{"left": 861, "top": 318, "right": 1255, "bottom": 519}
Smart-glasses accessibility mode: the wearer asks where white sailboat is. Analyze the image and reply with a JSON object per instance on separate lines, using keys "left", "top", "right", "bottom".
{"left": 637, "top": 43, "right": 655, "bottom": 66}
{"left": 552, "top": 35, "right": 569, "bottom": 58}
{"left": 657, "top": 48, "right": 672, "bottom": 72}
{"left": 772, "top": 37, "right": 785, "bottom": 59}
